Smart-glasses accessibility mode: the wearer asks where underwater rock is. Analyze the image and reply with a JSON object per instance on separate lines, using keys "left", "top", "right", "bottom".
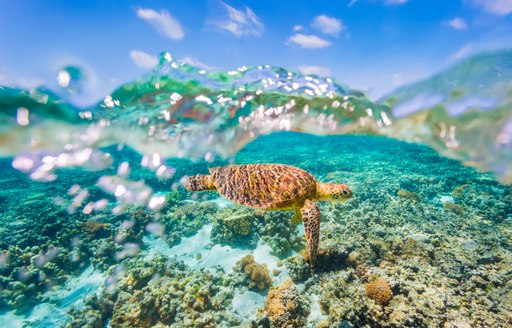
{"left": 452, "top": 184, "right": 471, "bottom": 198}
{"left": 211, "top": 207, "right": 259, "bottom": 248}
{"left": 397, "top": 189, "right": 421, "bottom": 202}
{"left": 284, "top": 253, "right": 310, "bottom": 283}
{"left": 66, "top": 293, "right": 108, "bottom": 328}
{"left": 285, "top": 246, "right": 348, "bottom": 283}
{"left": 161, "top": 202, "right": 218, "bottom": 246}
{"left": 82, "top": 220, "right": 109, "bottom": 237}
{"left": 210, "top": 206, "right": 303, "bottom": 257}
{"left": 265, "top": 279, "right": 310, "bottom": 327}
{"left": 314, "top": 246, "right": 349, "bottom": 272}
{"left": 237, "top": 255, "right": 272, "bottom": 291}
{"left": 355, "top": 265, "right": 369, "bottom": 282}
{"left": 365, "top": 277, "right": 393, "bottom": 305}
{"left": 256, "top": 211, "right": 304, "bottom": 258}
{"left": 443, "top": 201, "right": 465, "bottom": 215}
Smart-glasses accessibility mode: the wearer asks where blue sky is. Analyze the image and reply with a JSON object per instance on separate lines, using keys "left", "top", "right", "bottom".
{"left": 1, "top": 0, "right": 511, "bottom": 105}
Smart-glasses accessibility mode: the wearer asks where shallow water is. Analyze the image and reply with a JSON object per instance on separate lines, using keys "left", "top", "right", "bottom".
{"left": 0, "top": 130, "right": 511, "bottom": 327}
{"left": 1, "top": 50, "right": 512, "bottom": 327}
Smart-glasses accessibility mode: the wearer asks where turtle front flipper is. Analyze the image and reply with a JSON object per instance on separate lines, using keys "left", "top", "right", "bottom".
{"left": 301, "top": 199, "right": 320, "bottom": 267}
{"left": 186, "top": 174, "right": 215, "bottom": 191}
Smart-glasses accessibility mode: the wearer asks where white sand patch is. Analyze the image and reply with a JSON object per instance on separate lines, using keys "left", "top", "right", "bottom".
{"left": 307, "top": 293, "right": 328, "bottom": 324}
{"left": 231, "top": 290, "right": 266, "bottom": 320}
{"left": 182, "top": 197, "right": 235, "bottom": 209}
{"left": 207, "top": 197, "right": 236, "bottom": 208}
{"left": 144, "top": 224, "right": 290, "bottom": 283}
{"left": 439, "top": 195, "right": 454, "bottom": 204}
{"left": 144, "top": 224, "right": 248, "bottom": 272}
{"left": 252, "top": 242, "right": 290, "bottom": 285}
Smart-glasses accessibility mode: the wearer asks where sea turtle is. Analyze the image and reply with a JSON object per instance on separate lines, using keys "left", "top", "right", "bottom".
{"left": 186, "top": 164, "right": 353, "bottom": 267}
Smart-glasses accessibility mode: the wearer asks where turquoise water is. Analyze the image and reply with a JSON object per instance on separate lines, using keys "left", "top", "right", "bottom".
{"left": 1, "top": 51, "right": 512, "bottom": 327}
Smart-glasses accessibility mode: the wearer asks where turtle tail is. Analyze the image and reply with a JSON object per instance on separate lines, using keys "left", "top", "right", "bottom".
{"left": 186, "top": 174, "right": 215, "bottom": 191}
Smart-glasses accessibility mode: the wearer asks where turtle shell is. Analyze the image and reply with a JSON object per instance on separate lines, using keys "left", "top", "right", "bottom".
{"left": 209, "top": 164, "right": 317, "bottom": 209}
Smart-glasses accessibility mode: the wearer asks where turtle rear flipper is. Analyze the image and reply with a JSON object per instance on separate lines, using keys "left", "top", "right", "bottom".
{"left": 186, "top": 174, "right": 215, "bottom": 191}
{"left": 301, "top": 199, "right": 320, "bottom": 267}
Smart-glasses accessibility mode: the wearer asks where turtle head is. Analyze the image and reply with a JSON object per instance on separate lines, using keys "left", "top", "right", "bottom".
{"left": 317, "top": 183, "right": 353, "bottom": 202}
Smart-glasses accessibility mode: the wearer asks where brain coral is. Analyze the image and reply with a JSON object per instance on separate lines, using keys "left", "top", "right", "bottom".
{"left": 365, "top": 277, "right": 393, "bottom": 305}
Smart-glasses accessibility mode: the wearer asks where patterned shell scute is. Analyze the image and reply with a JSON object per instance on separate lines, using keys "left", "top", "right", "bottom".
{"left": 210, "top": 164, "right": 317, "bottom": 209}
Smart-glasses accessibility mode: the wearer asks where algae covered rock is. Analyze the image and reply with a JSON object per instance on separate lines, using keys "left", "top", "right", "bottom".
{"left": 265, "top": 279, "right": 310, "bottom": 327}
{"left": 82, "top": 220, "right": 110, "bottom": 237}
{"left": 397, "top": 189, "right": 421, "bottom": 202}
{"left": 443, "top": 201, "right": 465, "bottom": 215}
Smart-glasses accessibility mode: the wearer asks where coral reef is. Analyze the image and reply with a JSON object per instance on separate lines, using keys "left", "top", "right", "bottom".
{"left": 2, "top": 134, "right": 512, "bottom": 327}
{"left": 397, "top": 189, "right": 421, "bottom": 201}
{"left": 160, "top": 202, "right": 218, "bottom": 246}
{"left": 236, "top": 255, "right": 272, "bottom": 290}
{"left": 264, "top": 279, "right": 310, "bottom": 327}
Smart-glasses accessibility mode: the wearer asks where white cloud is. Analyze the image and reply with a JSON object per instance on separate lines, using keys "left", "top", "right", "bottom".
{"left": 298, "top": 65, "right": 332, "bottom": 77}
{"left": 392, "top": 73, "right": 405, "bottom": 87}
{"left": 287, "top": 34, "right": 332, "bottom": 49}
{"left": 130, "top": 50, "right": 158, "bottom": 69}
{"left": 179, "top": 57, "right": 215, "bottom": 70}
{"left": 351, "top": 0, "right": 407, "bottom": 6}
{"left": 293, "top": 25, "right": 303, "bottom": 31}
{"left": 470, "top": 0, "right": 512, "bottom": 16}
{"left": 348, "top": 0, "right": 359, "bottom": 7}
{"left": 382, "top": 0, "right": 408, "bottom": 5}
{"left": 450, "top": 44, "right": 472, "bottom": 61}
{"left": 206, "top": 1, "right": 264, "bottom": 37}
{"left": 136, "top": 8, "right": 185, "bottom": 40}
{"left": 16, "top": 77, "right": 45, "bottom": 89}
{"left": 311, "top": 15, "right": 346, "bottom": 36}
{"left": 0, "top": 69, "right": 44, "bottom": 89}
{"left": 449, "top": 17, "right": 468, "bottom": 30}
